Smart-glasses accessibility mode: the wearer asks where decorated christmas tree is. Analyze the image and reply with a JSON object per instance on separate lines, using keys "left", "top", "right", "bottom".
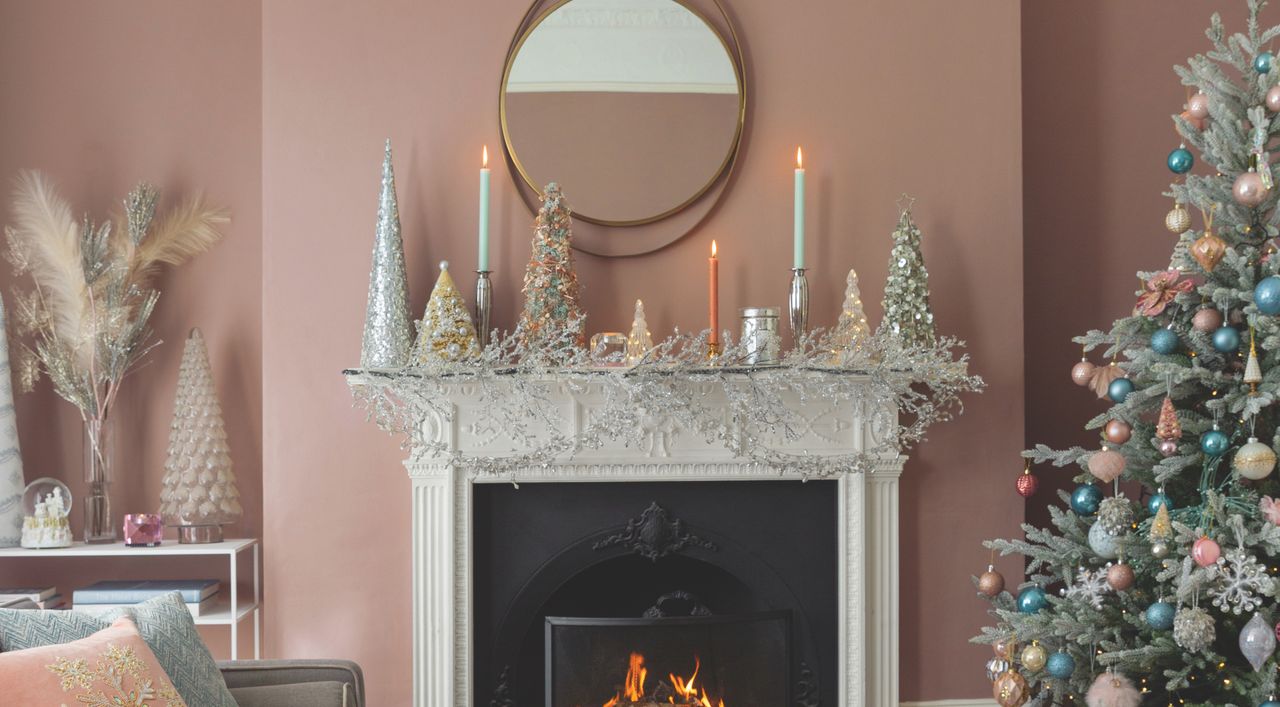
{"left": 518, "top": 183, "right": 585, "bottom": 359}
{"left": 413, "top": 261, "right": 479, "bottom": 364}
{"left": 977, "top": 4, "right": 1280, "bottom": 705}
{"left": 159, "top": 329, "right": 241, "bottom": 543}
{"left": 881, "top": 199, "right": 935, "bottom": 347}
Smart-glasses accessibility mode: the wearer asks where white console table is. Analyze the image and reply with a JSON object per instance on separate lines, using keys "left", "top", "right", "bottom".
{"left": 0, "top": 538, "right": 261, "bottom": 659}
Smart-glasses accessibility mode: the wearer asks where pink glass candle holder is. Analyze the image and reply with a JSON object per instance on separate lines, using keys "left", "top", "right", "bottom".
{"left": 123, "top": 513, "right": 164, "bottom": 547}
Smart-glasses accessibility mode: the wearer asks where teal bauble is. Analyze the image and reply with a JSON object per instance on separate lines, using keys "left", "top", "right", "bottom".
{"left": 1108, "top": 377, "right": 1135, "bottom": 403}
{"left": 1263, "top": 702, "right": 1280, "bottom": 707}
{"left": 1256, "top": 276, "right": 1280, "bottom": 315}
{"left": 1212, "top": 325, "right": 1241, "bottom": 352}
{"left": 1046, "top": 651, "right": 1075, "bottom": 679}
{"left": 1148, "top": 492, "right": 1172, "bottom": 515}
{"left": 1201, "top": 429, "right": 1230, "bottom": 456}
{"left": 1145, "top": 601, "right": 1176, "bottom": 630}
{"left": 1071, "top": 484, "right": 1104, "bottom": 516}
{"left": 1257, "top": 51, "right": 1275, "bottom": 73}
{"left": 1151, "top": 328, "right": 1179, "bottom": 355}
{"left": 1168, "top": 147, "right": 1194, "bottom": 174}
{"left": 1017, "top": 586, "right": 1048, "bottom": 614}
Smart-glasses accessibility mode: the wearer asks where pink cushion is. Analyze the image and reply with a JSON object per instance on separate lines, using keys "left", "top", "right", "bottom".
{"left": 0, "top": 615, "right": 186, "bottom": 705}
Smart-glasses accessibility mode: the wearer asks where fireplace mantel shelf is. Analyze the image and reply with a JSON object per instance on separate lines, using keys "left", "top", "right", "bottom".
{"left": 349, "top": 367, "right": 905, "bottom": 707}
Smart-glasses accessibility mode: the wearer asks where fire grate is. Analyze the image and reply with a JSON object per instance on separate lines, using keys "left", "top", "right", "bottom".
{"left": 546, "top": 611, "right": 791, "bottom": 707}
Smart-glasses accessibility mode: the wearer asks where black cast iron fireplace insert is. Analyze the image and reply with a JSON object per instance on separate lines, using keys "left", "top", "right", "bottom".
{"left": 474, "top": 480, "right": 835, "bottom": 707}
{"left": 546, "top": 611, "right": 791, "bottom": 707}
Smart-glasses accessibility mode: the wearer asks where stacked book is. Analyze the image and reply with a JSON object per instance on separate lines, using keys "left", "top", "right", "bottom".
{"left": 0, "top": 586, "right": 65, "bottom": 610}
{"left": 72, "top": 580, "right": 221, "bottom": 618}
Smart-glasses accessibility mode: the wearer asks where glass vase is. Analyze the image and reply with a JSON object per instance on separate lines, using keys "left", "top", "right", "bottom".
{"left": 83, "top": 417, "right": 115, "bottom": 544}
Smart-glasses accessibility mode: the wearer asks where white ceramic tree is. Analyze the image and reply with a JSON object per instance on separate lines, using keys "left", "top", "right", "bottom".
{"left": 159, "top": 328, "right": 241, "bottom": 543}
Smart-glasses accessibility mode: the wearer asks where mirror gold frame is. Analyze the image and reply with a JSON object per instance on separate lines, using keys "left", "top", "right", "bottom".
{"left": 499, "top": 0, "right": 747, "bottom": 250}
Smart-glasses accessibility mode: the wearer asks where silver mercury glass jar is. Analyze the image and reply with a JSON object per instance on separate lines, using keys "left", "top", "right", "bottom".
{"left": 740, "top": 307, "right": 781, "bottom": 365}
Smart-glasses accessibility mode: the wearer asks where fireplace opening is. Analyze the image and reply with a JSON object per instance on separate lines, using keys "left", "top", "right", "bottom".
{"left": 545, "top": 612, "right": 791, "bottom": 707}
{"left": 474, "top": 481, "right": 836, "bottom": 706}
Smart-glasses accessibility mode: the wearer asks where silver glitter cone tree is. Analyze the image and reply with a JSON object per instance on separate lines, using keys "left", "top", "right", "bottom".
{"left": 518, "top": 183, "right": 586, "bottom": 359}
{"left": 880, "top": 200, "right": 935, "bottom": 347}
{"left": 159, "top": 329, "right": 241, "bottom": 543}
{"left": 360, "top": 139, "right": 413, "bottom": 369}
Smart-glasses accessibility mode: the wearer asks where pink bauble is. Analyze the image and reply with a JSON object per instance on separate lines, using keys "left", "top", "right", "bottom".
{"left": 1234, "top": 170, "right": 1269, "bottom": 207}
{"left": 1180, "top": 110, "right": 1208, "bottom": 131}
{"left": 1268, "top": 85, "right": 1280, "bottom": 113}
{"left": 1106, "top": 562, "right": 1136, "bottom": 591}
{"left": 1089, "top": 448, "right": 1127, "bottom": 483}
{"left": 1105, "top": 419, "right": 1132, "bottom": 445}
{"left": 1071, "top": 360, "right": 1096, "bottom": 386}
{"left": 1158, "top": 439, "right": 1180, "bottom": 457}
{"left": 1193, "top": 307, "right": 1224, "bottom": 333}
{"left": 1188, "top": 92, "right": 1210, "bottom": 119}
{"left": 1193, "top": 536, "right": 1221, "bottom": 567}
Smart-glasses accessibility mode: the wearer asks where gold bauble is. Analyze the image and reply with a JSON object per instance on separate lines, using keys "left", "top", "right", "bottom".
{"left": 1234, "top": 437, "right": 1277, "bottom": 480}
{"left": 992, "top": 670, "right": 1030, "bottom": 707}
{"left": 1020, "top": 643, "right": 1047, "bottom": 673}
{"left": 1165, "top": 203, "right": 1191, "bottom": 233}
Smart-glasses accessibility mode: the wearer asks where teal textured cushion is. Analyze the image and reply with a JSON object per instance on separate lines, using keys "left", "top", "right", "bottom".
{"left": 0, "top": 591, "right": 235, "bottom": 706}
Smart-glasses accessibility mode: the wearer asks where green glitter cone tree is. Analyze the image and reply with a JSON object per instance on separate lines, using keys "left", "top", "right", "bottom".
{"left": 880, "top": 199, "right": 935, "bottom": 347}
{"left": 976, "top": 3, "right": 1280, "bottom": 704}
{"left": 518, "top": 183, "right": 585, "bottom": 361}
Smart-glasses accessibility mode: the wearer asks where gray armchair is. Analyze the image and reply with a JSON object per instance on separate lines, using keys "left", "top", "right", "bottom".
{"left": 219, "top": 659, "right": 364, "bottom": 707}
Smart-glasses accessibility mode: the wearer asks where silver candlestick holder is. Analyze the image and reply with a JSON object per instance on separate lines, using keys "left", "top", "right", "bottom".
{"left": 789, "top": 268, "right": 809, "bottom": 348}
{"left": 475, "top": 271, "right": 492, "bottom": 350}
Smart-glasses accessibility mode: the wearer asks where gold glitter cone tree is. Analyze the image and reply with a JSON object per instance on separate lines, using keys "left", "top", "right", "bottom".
{"left": 518, "top": 183, "right": 586, "bottom": 359}
{"left": 414, "top": 261, "right": 479, "bottom": 364}
{"left": 159, "top": 329, "right": 241, "bottom": 543}
{"left": 880, "top": 199, "right": 935, "bottom": 347}
{"left": 360, "top": 139, "right": 413, "bottom": 368}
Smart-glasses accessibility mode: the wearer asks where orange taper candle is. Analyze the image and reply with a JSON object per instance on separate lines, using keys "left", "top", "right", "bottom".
{"left": 709, "top": 240, "right": 720, "bottom": 345}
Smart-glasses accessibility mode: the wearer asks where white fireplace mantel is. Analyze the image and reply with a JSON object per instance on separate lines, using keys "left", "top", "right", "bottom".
{"left": 354, "top": 374, "right": 905, "bottom": 707}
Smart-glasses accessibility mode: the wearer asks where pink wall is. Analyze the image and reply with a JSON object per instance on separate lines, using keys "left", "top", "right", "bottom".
{"left": 263, "top": 0, "right": 1022, "bottom": 702}
{"left": 0, "top": 0, "right": 262, "bottom": 657}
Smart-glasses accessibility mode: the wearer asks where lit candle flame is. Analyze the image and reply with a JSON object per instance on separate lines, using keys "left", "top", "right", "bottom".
{"left": 711, "top": 239, "right": 717, "bottom": 257}
{"left": 482, "top": 145, "right": 489, "bottom": 168}
{"left": 796, "top": 147, "right": 803, "bottom": 169}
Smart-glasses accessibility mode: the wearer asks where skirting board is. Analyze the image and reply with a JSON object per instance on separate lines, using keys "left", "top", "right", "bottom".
{"left": 901, "top": 700, "right": 997, "bottom": 707}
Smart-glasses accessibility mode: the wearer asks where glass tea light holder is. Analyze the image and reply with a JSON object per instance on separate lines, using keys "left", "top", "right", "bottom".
{"left": 740, "top": 307, "right": 781, "bottom": 365}
{"left": 123, "top": 513, "right": 165, "bottom": 547}
{"left": 590, "top": 333, "right": 628, "bottom": 367}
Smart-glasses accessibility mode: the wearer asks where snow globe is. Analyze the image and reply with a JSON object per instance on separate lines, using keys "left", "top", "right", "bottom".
{"left": 20, "top": 477, "right": 72, "bottom": 549}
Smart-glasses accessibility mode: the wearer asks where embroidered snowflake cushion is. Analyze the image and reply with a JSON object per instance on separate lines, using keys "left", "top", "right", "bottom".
{"left": 0, "top": 615, "right": 187, "bottom": 705}
{"left": 0, "top": 591, "right": 236, "bottom": 706}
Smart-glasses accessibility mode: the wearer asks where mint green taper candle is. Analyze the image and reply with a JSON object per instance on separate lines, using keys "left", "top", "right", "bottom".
{"left": 793, "top": 147, "right": 805, "bottom": 269}
{"left": 478, "top": 145, "right": 491, "bottom": 271}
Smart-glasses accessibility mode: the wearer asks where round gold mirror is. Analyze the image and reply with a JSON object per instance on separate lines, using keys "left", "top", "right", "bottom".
{"left": 501, "top": 0, "right": 745, "bottom": 241}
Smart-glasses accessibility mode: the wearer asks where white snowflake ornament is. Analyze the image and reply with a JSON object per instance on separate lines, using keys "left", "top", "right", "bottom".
{"left": 1209, "top": 547, "right": 1276, "bottom": 615}
{"left": 1060, "top": 566, "right": 1112, "bottom": 610}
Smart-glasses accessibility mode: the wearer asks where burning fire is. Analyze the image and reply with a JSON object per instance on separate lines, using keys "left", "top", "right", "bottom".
{"left": 601, "top": 652, "right": 725, "bottom": 707}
